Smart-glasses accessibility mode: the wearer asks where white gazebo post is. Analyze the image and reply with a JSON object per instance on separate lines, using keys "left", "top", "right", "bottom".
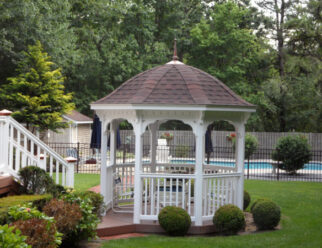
{"left": 149, "top": 122, "right": 158, "bottom": 173}
{"left": 193, "top": 120, "right": 206, "bottom": 226}
{"left": 100, "top": 121, "right": 108, "bottom": 205}
{"left": 107, "top": 120, "right": 118, "bottom": 208}
{"left": 133, "top": 118, "right": 144, "bottom": 224}
{"left": 235, "top": 121, "right": 246, "bottom": 210}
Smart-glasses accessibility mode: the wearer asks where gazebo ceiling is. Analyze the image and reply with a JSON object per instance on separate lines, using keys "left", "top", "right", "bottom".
{"left": 92, "top": 61, "right": 254, "bottom": 109}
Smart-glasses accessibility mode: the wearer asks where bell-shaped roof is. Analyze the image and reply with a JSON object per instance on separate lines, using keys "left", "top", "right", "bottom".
{"left": 92, "top": 61, "right": 253, "bottom": 108}
{"left": 93, "top": 38, "right": 254, "bottom": 108}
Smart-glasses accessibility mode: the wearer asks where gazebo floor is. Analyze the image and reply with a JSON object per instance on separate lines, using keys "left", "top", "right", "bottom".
{"left": 97, "top": 209, "right": 216, "bottom": 237}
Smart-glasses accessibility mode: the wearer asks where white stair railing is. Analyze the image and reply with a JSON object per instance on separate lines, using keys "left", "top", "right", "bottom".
{"left": 0, "top": 111, "right": 74, "bottom": 187}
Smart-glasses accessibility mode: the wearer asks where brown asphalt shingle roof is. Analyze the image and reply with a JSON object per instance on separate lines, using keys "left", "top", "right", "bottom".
{"left": 93, "top": 63, "right": 254, "bottom": 107}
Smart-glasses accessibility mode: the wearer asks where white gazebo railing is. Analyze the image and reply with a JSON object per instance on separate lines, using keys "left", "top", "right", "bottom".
{"left": 0, "top": 112, "right": 74, "bottom": 187}
{"left": 111, "top": 159, "right": 241, "bottom": 222}
{"left": 140, "top": 173, "right": 195, "bottom": 220}
{"left": 202, "top": 173, "right": 240, "bottom": 220}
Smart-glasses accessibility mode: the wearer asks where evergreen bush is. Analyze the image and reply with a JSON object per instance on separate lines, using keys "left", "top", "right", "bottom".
{"left": 158, "top": 206, "right": 191, "bottom": 236}
{"left": 18, "top": 166, "right": 54, "bottom": 195}
{"left": 244, "top": 191, "right": 251, "bottom": 210}
{"left": 250, "top": 198, "right": 269, "bottom": 212}
{"left": 272, "top": 135, "right": 311, "bottom": 174}
{"left": 252, "top": 200, "right": 281, "bottom": 230}
{"left": 213, "top": 204, "right": 245, "bottom": 235}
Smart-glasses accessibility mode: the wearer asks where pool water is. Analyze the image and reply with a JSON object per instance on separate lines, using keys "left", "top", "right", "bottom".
{"left": 171, "top": 160, "right": 322, "bottom": 171}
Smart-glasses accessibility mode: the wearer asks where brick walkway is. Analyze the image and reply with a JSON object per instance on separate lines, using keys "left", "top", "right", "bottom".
{"left": 89, "top": 185, "right": 100, "bottom": 193}
{"left": 101, "top": 233, "right": 146, "bottom": 240}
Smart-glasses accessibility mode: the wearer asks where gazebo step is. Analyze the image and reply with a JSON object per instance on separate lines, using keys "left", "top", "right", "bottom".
{"left": 97, "top": 210, "right": 216, "bottom": 237}
{"left": 97, "top": 223, "right": 217, "bottom": 237}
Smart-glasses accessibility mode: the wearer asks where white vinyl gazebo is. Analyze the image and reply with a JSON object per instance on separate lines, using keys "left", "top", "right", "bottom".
{"left": 91, "top": 48, "right": 256, "bottom": 226}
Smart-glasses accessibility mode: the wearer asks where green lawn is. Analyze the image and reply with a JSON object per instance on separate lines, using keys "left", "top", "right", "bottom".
{"left": 74, "top": 173, "right": 100, "bottom": 191}
{"left": 101, "top": 180, "right": 322, "bottom": 248}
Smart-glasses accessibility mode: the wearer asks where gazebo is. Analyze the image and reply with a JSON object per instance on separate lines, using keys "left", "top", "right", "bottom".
{"left": 91, "top": 43, "right": 256, "bottom": 226}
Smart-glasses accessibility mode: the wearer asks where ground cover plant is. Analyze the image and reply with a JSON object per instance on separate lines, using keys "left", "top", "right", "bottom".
{"left": 0, "top": 194, "right": 52, "bottom": 224}
{"left": 102, "top": 180, "right": 322, "bottom": 248}
{"left": 7, "top": 204, "right": 62, "bottom": 248}
{"left": 0, "top": 224, "right": 30, "bottom": 248}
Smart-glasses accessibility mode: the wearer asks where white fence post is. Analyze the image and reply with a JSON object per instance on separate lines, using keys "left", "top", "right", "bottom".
{"left": 0, "top": 110, "right": 12, "bottom": 168}
{"left": 65, "top": 156, "right": 76, "bottom": 187}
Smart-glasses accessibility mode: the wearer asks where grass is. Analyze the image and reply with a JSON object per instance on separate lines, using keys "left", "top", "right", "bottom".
{"left": 101, "top": 180, "right": 322, "bottom": 248}
{"left": 74, "top": 173, "right": 100, "bottom": 191}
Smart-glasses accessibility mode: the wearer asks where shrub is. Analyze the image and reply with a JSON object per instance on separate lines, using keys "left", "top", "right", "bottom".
{"left": 73, "top": 191, "right": 106, "bottom": 218}
{"left": 47, "top": 184, "right": 67, "bottom": 198}
{"left": 11, "top": 218, "right": 60, "bottom": 248}
{"left": 7, "top": 204, "right": 62, "bottom": 246}
{"left": 250, "top": 198, "right": 269, "bottom": 213}
{"left": 244, "top": 191, "right": 251, "bottom": 210}
{"left": 213, "top": 204, "right": 245, "bottom": 235}
{"left": 158, "top": 206, "right": 191, "bottom": 236}
{"left": 0, "top": 195, "right": 52, "bottom": 225}
{"left": 272, "top": 135, "right": 311, "bottom": 174}
{"left": 18, "top": 166, "right": 54, "bottom": 194}
{"left": 0, "top": 224, "right": 30, "bottom": 248}
{"left": 175, "top": 145, "right": 190, "bottom": 158}
{"left": 43, "top": 199, "right": 82, "bottom": 240}
{"left": 245, "top": 134, "right": 258, "bottom": 159}
{"left": 252, "top": 200, "right": 281, "bottom": 230}
{"left": 228, "top": 134, "right": 258, "bottom": 160}
{"left": 62, "top": 192, "right": 99, "bottom": 242}
{"left": 8, "top": 203, "right": 52, "bottom": 222}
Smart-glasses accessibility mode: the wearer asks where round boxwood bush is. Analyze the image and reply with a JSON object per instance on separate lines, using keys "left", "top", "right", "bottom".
{"left": 19, "top": 166, "right": 54, "bottom": 194}
{"left": 250, "top": 198, "right": 269, "bottom": 212}
{"left": 158, "top": 206, "right": 191, "bottom": 236}
{"left": 213, "top": 204, "right": 245, "bottom": 235}
{"left": 272, "top": 135, "right": 311, "bottom": 174}
{"left": 252, "top": 200, "right": 281, "bottom": 230}
{"left": 244, "top": 191, "right": 251, "bottom": 210}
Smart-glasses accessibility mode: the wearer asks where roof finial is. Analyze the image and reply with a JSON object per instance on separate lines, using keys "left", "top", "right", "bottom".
{"left": 173, "top": 38, "right": 178, "bottom": 61}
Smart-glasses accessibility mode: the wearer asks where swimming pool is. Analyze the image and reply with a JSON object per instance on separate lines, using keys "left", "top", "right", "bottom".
{"left": 171, "top": 160, "right": 322, "bottom": 171}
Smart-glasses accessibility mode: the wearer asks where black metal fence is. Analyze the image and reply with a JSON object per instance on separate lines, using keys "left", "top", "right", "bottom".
{"left": 47, "top": 142, "right": 322, "bottom": 182}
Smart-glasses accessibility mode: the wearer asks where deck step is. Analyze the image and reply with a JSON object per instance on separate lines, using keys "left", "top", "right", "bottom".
{"left": 0, "top": 175, "right": 20, "bottom": 196}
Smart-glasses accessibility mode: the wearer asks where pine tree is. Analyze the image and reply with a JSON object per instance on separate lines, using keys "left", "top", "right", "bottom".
{"left": 0, "top": 41, "right": 74, "bottom": 132}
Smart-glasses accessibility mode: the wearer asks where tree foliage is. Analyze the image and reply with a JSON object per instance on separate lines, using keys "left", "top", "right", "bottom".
{"left": 272, "top": 135, "right": 312, "bottom": 174}
{"left": 0, "top": 0, "right": 320, "bottom": 132}
{"left": 0, "top": 41, "right": 74, "bottom": 131}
